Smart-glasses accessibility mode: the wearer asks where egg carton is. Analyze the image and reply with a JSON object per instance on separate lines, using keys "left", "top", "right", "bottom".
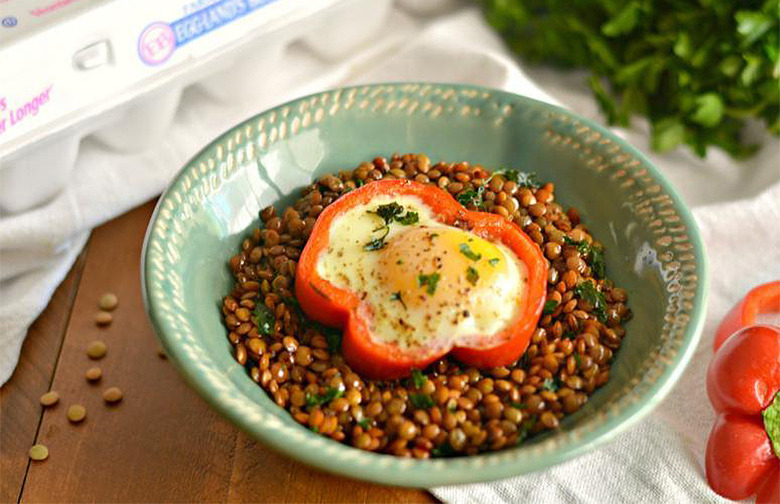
{"left": 0, "top": 0, "right": 465, "bottom": 213}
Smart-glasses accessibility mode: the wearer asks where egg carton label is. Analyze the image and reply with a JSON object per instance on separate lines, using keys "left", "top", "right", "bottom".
{"left": 0, "top": 85, "right": 54, "bottom": 137}
{"left": 138, "top": 0, "right": 278, "bottom": 65}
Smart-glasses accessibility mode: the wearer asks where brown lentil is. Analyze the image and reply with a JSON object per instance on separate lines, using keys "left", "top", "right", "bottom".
{"left": 29, "top": 444, "right": 49, "bottom": 461}
{"left": 40, "top": 391, "right": 59, "bottom": 407}
{"left": 103, "top": 387, "right": 123, "bottom": 404}
{"left": 98, "top": 293, "right": 119, "bottom": 311}
{"left": 87, "top": 340, "right": 107, "bottom": 359}
{"left": 95, "top": 311, "right": 113, "bottom": 326}
{"left": 220, "top": 153, "right": 631, "bottom": 458}
{"left": 85, "top": 367, "right": 103, "bottom": 382}
{"left": 67, "top": 405, "right": 87, "bottom": 423}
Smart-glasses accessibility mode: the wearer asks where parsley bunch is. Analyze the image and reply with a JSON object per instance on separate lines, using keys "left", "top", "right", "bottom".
{"left": 482, "top": 0, "right": 779, "bottom": 158}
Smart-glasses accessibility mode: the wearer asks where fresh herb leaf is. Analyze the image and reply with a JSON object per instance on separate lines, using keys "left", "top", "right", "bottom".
{"left": 431, "top": 442, "right": 457, "bottom": 457}
{"left": 310, "top": 426, "right": 319, "bottom": 433}
{"left": 409, "top": 393, "right": 435, "bottom": 409}
{"left": 459, "top": 243, "right": 482, "bottom": 261}
{"left": 456, "top": 188, "right": 485, "bottom": 209}
{"left": 488, "top": 258, "right": 500, "bottom": 266}
{"left": 364, "top": 225, "right": 390, "bottom": 251}
{"left": 563, "top": 331, "right": 577, "bottom": 340}
{"left": 395, "top": 211, "right": 419, "bottom": 225}
{"left": 306, "top": 387, "right": 343, "bottom": 408}
{"left": 511, "top": 402, "right": 527, "bottom": 409}
{"left": 542, "top": 299, "right": 558, "bottom": 315}
{"left": 411, "top": 369, "right": 427, "bottom": 389}
{"left": 574, "top": 281, "right": 608, "bottom": 322}
{"left": 323, "top": 327, "right": 342, "bottom": 354}
{"left": 252, "top": 304, "right": 275, "bottom": 336}
{"left": 498, "top": 169, "right": 540, "bottom": 189}
{"left": 517, "top": 415, "right": 538, "bottom": 444}
{"left": 371, "top": 202, "right": 404, "bottom": 223}
{"left": 396, "top": 259, "right": 403, "bottom": 265}
{"left": 390, "top": 291, "right": 407, "bottom": 309}
{"left": 481, "top": 0, "right": 780, "bottom": 159}
{"left": 357, "top": 418, "right": 370, "bottom": 429}
{"left": 417, "top": 272, "right": 441, "bottom": 295}
{"left": 574, "top": 353, "right": 583, "bottom": 369}
{"left": 564, "top": 236, "right": 606, "bottom": 279}
{"left": 542, "top": 377, "right": 561, "bottom": 392}
{"left": 466, "top": 266, "right": 480, "bottom": 286}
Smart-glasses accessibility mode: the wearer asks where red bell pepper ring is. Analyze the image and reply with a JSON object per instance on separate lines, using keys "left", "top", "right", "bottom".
{"left": 706, "top": 281, "right": 780, "bottom": 503}
{"left": 295, "top": 179, "right": 548, "bottom": 379}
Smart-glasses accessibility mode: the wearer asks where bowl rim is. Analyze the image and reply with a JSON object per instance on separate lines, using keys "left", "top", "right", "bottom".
{"left": 142, "top": 82, "right": 709, "bottom": 488}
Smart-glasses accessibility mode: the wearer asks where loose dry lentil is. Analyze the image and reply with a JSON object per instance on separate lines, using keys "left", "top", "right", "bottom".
{"left": 221, "top": 154, "right": 631, "bottom": 458}
{"left": 39, "top": 391, "right": 59, "bottom": 407}
{"left": 95, "top": 311, "right": 113, "bottom": 326}
{"left": 103, "top": 387, "right": 123, "bottom": 404}
{"left": 87, "top": 341, "right": 107, "bottom": 359}
{"left": 85, "top": 367, "right": 102, "bottom": 382}
{"left": 98, "top": 293, "right": 119, "bottom": 311}
{"left": 67, "top": 405, "right": 86, "bottom": 423}
{"left": 29, "top": 444, "right": 49, "bottom": 461}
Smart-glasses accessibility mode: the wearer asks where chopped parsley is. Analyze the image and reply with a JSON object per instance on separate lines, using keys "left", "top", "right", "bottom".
{"left": 542, "top": 377, "right": 562, "bottom": 392}
{"left": 390, "top": 291, "right": 407, "bottom": 309}
{"left": 459, "top": 243, "right": 482, "bottom": 261}
{"left": 411, "top": 369, "right": 427, "bottom": 389}
{"left": 365, "top": 202, "right": 419, "bottom": 250}
{"left": 396, "top": 259, "right": 403, "bottom": 265}
{"left": 418, "top": 272, "right": 441, "bottom": 295}
{"left": 542, "top": 299, "right": 558, "bottom": 315}
{"left": 357, "top": 418, "right": 370, "bottom": 429}
{"left": 409, "top": 393, "right": 435, "bottom": 409}
{"left": 456, "top": 169, "right": 538, "bottom": 209}
{"left": 574, "top": 353, "right": 583, "bottom": 369}
{"left": 252, "top": 304, "right": 275, "bottom": 336}
{"left": 574, "top": 281, "right": 608, "bottom": 322}
{"left": 322, "top": 327, "right": 342, "bottom": 354}
{"left": 563, "top": 331, "right": 577, "bottom": 340}
{"left": 431, "top": 442, "right": 457, "bottom": 457}
{"left": 516, "top": 415, "right": 538, "bottom": 445}
{"left": 306, "top": 387, "right": 343, "bottom": 408}
{"left": 499, "top": 169, "right": 540, "bottom": 189}
{"left": 466, "top": 266, "right": 480, "bottom": 285}
{"left": 511, "top": 402, "right": 527, "bottom": 409}
{"left": 488, "top": 258, "right": 500, "bottom": 267}
{"left": 564, "top": 236, "right": 606, "bottom": 279}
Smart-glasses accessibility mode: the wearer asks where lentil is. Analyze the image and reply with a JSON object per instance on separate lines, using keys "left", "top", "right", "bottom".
{"left": 29, "top": 444, "right": 49, "bottom": 461}
{"left": 95, "top": 311, "right": 113, "bottom": 326}
{"left": 87, "top": 341, "right": 107, "bottom": 359}
{"left": 67, "top": 405, "right": 87, "bottom": 423}
{"left": 103, "top": 387, "right": 123, "bottom": 404}
{"left": 98, "top": 293, "right": 119, "bottom": 311}
{"left": 40, "top": 391, "right": 59, "bottom": 407}
{"left": 220, "top": 153, "right": 631, "bottom": 458}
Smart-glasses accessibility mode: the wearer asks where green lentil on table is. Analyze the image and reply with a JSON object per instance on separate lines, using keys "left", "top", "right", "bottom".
{"left": 39, "top": 391, "right": 60, "bottom": 407}
{"left": 221, "top": 153, "right": 631, "bottom": 458}
{"left": 28, "top": 444, "right": 49, "bottom": 461}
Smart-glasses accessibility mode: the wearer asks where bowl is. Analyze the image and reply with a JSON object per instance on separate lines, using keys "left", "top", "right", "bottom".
{"left": 142, "top": 83, "right": 708, "bottom": 487}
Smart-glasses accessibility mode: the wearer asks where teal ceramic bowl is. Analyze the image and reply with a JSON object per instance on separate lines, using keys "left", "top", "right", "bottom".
{"left": 142, "top": 83, "right": 708, "bottom": 487}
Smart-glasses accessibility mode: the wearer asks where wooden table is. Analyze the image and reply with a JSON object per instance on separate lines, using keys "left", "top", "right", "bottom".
{"left": 1, "top": 201, "right": 438, "bottom": 504}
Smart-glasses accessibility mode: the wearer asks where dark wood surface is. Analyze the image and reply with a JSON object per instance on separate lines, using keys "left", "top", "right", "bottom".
{"left": 1, "top": 200, "right": 437, "bottom": 504}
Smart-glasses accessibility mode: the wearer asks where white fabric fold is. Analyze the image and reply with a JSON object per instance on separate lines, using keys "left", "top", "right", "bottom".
{"left": 1, "top": 5, "right": 778, "bottom": 503}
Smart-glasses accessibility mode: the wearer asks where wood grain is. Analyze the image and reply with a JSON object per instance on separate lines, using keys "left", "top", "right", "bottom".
{"left": 19, "top": 200, "right": 436, "bottom": 503}
{"left": 0, "top": 249, "right": 87, "bottom": 504}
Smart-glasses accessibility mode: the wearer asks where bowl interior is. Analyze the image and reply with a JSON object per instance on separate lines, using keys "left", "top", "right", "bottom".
{"left": 144, "top": 84, "right": 707, "bottom": 487}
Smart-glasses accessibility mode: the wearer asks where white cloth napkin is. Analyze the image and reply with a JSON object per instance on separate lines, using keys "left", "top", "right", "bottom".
{"left": 1, "top": 4, "right": 778, "bottom": 502}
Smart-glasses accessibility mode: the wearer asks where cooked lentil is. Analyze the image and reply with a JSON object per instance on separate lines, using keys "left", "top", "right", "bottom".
{"left": 221, "top": 154, "right": 631, "bottom": 458}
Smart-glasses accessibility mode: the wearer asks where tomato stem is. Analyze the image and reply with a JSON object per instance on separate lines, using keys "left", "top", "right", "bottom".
{"left": 763, "top": 391, "right": 780, "bottom": 459}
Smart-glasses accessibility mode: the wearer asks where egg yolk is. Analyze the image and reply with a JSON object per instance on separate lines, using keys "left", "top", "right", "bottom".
{"left": 376, "top": 227, "right": 509, "bottom": 312}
